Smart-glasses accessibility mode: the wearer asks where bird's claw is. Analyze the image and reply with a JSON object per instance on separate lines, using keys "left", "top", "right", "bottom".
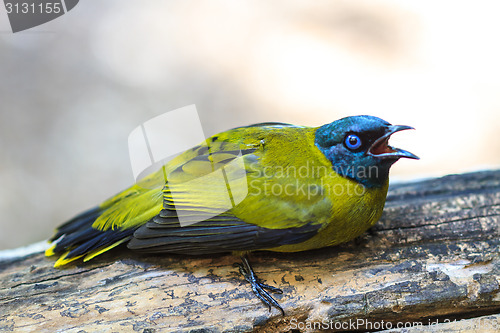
{"left": 238, "top": 256, "right": 285, "bottom": 316}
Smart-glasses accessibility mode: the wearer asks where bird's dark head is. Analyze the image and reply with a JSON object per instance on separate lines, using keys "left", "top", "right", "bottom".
{"left": 315, "top": 115, "right": 419, "bottom": 188}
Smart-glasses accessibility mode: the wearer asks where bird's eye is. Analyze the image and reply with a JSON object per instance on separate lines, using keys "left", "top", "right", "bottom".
{"left": 345, "top": 134, "right": 362, "bottom": 150}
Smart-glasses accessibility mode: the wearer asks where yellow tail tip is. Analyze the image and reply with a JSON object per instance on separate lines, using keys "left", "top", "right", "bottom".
{"left": 53, "top": 251, "right": 84, "bottom": 268}
{"left": 83, "top": 237, "right": 131, "bottom": 262}
{"left": 45, "top": 244, "right": 56, "bottom": 257}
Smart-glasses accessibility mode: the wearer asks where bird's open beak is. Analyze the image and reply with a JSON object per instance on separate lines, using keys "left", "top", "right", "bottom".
{"left": 368, "top": 125, "right": 419, "bottom": 160}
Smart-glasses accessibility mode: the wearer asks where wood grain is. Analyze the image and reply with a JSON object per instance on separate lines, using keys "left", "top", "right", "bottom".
{"left": 1, "top": 170, "right": 499, "bottom": 332}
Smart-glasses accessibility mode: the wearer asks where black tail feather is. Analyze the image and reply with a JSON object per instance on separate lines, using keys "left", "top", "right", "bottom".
{"left": 50, "top": 206, "right": 135, "bottom": 261}
{"left": 50, "top": 206, "right": 103, "bottom": 242}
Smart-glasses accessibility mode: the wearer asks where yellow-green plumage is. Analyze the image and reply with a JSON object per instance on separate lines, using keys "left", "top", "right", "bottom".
{"left": 47, "top": 116, "right": 417, "bottom": 272}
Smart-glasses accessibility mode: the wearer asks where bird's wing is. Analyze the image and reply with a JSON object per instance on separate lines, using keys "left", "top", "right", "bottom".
{"left": 128, "top": 123, "right": 325, "bottom": 254}
{"left": 88, "top": 123, "right": 296, "bottom": 232}
{"left": 47, "top": 122, "right": 326, "bottom": 264}
{"left": 127, "top": 209, "right": 321, "bottom": 255}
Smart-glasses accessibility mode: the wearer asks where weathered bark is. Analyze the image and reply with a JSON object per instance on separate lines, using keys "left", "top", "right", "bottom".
{"left": 0, "top": 170, "right": 499, "bottom": 332}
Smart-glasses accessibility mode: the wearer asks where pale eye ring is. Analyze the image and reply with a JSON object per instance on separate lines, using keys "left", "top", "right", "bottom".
{"left": 345, "top": 134, "right": 362, "bottom": 150}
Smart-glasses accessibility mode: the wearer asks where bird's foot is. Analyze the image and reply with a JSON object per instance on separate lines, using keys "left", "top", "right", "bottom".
{"left": 238, "top": 255, "right": 285, "bottom": 316}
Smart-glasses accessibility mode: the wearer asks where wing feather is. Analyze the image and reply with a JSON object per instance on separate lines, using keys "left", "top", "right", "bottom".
{"left": 127, "top": 123, "right": 326, "bottom": 254}
{"left": 128, "top": 209, "right": 320, "bottom": 255}
{"left": 49, "top": 122, "right": 325, "bottom": 265}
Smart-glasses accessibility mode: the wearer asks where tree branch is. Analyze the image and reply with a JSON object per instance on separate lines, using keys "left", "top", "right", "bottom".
{"left": 1, "top": 170, "right": 499, "bottom": 332}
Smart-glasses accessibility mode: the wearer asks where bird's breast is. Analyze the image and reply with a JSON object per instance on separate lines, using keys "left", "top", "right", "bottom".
{"left": 266, "top": 173, "right": 389, "bottom": 252}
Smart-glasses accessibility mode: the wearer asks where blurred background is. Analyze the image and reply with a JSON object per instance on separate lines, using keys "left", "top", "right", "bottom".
{"left": 1, "top": 0, "right": 499, "bottom": 250}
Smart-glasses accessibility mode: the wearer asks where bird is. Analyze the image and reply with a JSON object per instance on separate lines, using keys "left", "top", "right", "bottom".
{"left": 46, "top": 115, "right": 418, "bottom": 315}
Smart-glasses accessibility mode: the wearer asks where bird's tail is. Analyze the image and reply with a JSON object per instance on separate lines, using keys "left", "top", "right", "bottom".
{"left": 46, "top": 167, "right": 165, "bottom": 267}
{"left": 45, "top": 206, "right": 138, "bottom": 267}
